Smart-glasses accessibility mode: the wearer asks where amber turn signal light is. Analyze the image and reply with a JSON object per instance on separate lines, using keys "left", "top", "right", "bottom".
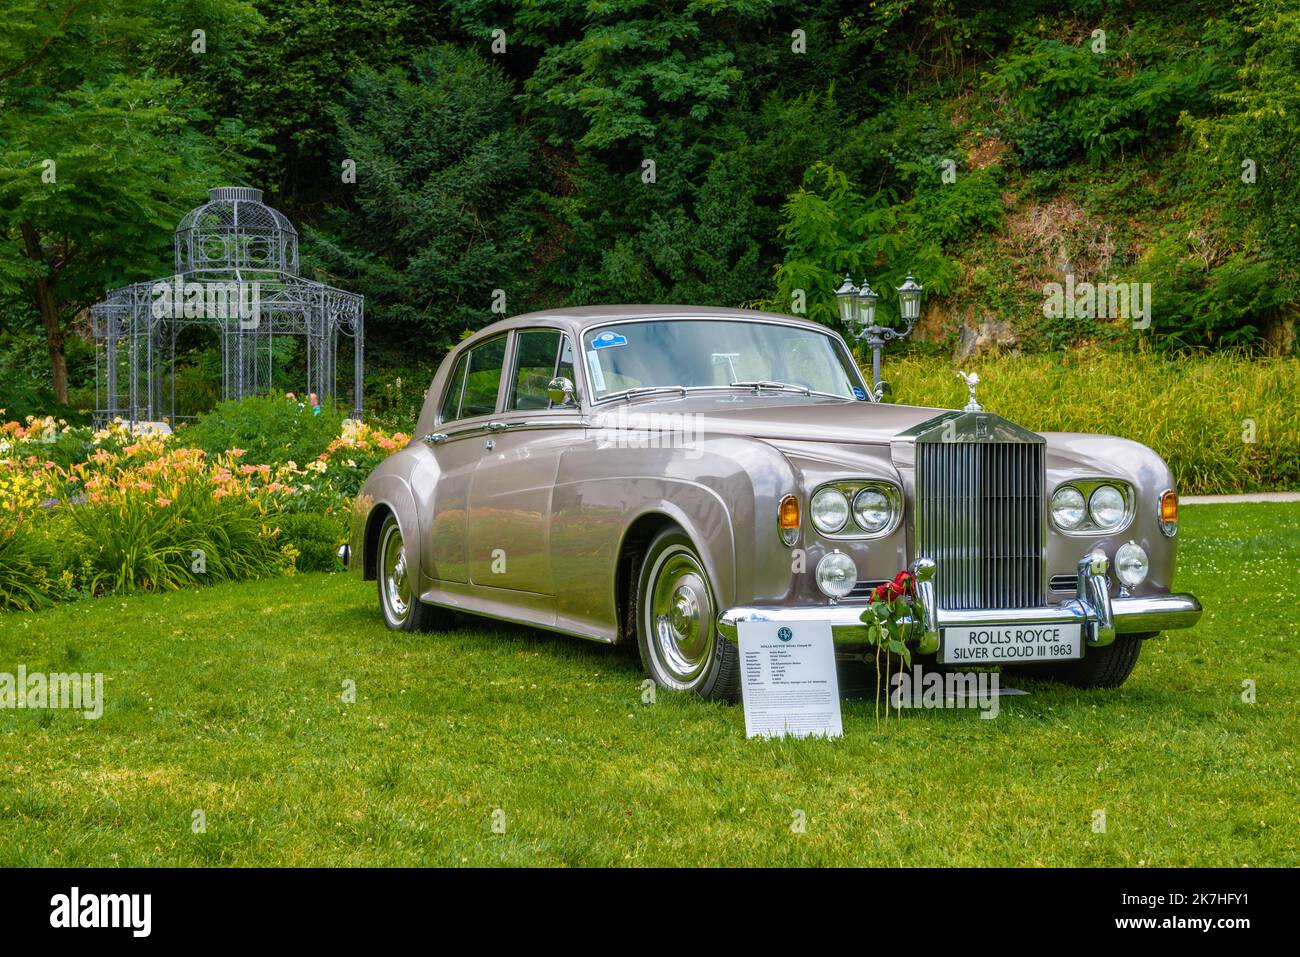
{"left": 779, "top": 494, "right": 800, "bottom": 545}
{"left": 1159, "top": 489, "right": 1179, "bottom": 537}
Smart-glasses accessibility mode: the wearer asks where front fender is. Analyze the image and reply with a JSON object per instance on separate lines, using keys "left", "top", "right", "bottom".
{"left": 1042, "top": 432, "right": 1179, "bottom": 596}
{"left": 550, "top": 433, "right": 796, "bottom": 641}
{"left": 348, "top": 449, "right": 421, "bottom": 585}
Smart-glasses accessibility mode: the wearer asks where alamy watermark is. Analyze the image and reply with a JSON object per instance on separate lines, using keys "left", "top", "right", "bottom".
{"left": 593, "top": 408, "right": 705, "bottom": 459}
{"left": 49, "top": 887, "right": 150, "bottom": 937}
{"left": 151, "top": 274, "right": 261, "bottom": 329}
{"left": 0, "top": 666, "right": 103, "bottom": 720}
{"left": 1042, "top": 274, "right": 1151, "bottom": 329}
{"left": 889, "top": 664, "right": 1001, "bottom": 719}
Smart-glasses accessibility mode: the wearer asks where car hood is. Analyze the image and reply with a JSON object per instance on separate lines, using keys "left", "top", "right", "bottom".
{"left": 588, "top": 394, "right": 948, "bottom": 445}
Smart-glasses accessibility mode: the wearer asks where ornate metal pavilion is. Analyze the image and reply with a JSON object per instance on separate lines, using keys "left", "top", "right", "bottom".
{"left": 91, "top": 187, "right": 363, "bottom": 425}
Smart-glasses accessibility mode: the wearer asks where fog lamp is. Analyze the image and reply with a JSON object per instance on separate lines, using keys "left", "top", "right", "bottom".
{"left": 1115, "top": 541, "right": 1149, "bottom": 589}
{"left": 815, "top": 550, "right": 857, "bottom": 600}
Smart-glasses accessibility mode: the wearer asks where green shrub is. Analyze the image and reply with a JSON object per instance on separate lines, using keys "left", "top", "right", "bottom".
{"left": 66, "top": 490, "right": 288, "bottom": 594}
{"left": 0, "top": 520, "right": 72, "bottom": 612}
{"left": 275, "top": 511, "right": 345, "bottom": 573}
{"left": 177, "top": 395, "right": 345, "bottom": 466}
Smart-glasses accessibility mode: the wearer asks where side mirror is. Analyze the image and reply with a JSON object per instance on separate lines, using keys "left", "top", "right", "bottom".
{"left": 873, "top": 380, "right": 894, "bottom": 403}
{"left": 547, "top": 376, "right": 577, "bottom": 407}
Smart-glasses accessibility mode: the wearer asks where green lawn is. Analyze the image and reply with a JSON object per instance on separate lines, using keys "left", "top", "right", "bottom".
{"left": 1, "top": 503, "right": 1295, "bottom": 866}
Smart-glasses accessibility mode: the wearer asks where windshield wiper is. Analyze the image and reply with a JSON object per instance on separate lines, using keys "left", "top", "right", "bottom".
{"left": 729, "top": 380, "right": 812, "bottom": 396}
{"left": 603, "top": 385, "right": 690, "bottom": 402}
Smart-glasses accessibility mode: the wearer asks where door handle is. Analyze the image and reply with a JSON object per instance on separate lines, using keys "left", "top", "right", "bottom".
{"left": 486, "top": 421, "right": 508, "bottom": 432}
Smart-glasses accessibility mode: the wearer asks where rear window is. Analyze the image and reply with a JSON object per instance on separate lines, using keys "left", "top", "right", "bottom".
{"left": 439, "top": 335, "right": 507, "bottom": 422}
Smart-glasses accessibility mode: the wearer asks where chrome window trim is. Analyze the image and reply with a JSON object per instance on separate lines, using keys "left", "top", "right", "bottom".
{"left": 810, "top": 479, "right": 903, "bottom": 540}
{"left": 1050, "top": 478, "right": 1136, "bottom": 536}
{"left": 508, "top": 327, "right": 581, "bottom": 412}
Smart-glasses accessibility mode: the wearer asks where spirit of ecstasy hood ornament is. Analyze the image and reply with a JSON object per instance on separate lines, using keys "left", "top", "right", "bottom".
{"left": 957, "top": 370, "right": 982, "bottom": 412}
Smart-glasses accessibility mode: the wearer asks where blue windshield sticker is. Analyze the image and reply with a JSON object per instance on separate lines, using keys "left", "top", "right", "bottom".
{"left": 852, "top": 386, "right": 867, "bottom": 400}
{"left": 591, "top": 331, "right": 627, "bottom": 350}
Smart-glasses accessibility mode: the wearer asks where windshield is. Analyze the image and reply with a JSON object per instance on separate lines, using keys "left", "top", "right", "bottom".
{"left": 582, "top": 319, "right": 866, "bottom": 401}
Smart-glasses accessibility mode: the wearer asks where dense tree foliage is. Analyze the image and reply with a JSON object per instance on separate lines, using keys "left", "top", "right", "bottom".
{"left": 1, "top": 0, "right": 1296, "bottom": 411}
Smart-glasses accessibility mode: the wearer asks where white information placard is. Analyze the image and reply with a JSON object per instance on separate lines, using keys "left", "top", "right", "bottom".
{"left": 738, "top": 619, "right": 842, "bottom": 739}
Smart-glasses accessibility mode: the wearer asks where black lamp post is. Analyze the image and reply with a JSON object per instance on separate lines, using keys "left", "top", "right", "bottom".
{"left": 835, "top": 272, "right": 924, "bottom": 395}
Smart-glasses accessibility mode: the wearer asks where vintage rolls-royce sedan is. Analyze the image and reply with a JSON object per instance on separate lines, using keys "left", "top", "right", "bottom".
{"left": 345, "top": 306, "right": 1202, "bottom": 701}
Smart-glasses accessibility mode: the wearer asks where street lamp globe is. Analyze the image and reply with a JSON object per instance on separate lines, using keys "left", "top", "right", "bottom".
{"left": 834, "top": 273, "right": 859, "bottom": 325}
{"left": 855, "top": 281, "right": 879, "bottom": 327}
{"left": 897, "top": 273, "right": 924, "bottom": 323}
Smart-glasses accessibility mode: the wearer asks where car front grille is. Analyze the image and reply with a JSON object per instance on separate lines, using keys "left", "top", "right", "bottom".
{"left": 915, "top": 439, "right": 1046, "bottom": 610}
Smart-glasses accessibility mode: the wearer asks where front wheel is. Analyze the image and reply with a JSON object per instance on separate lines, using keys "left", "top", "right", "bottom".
{"left": 634, "top": 527, "right": 739, "bottom": 702}
{"left": 376, "top": 514, "right": 452, "bottom": 632}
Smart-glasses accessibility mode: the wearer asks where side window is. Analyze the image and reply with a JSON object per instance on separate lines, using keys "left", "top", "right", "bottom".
{"left": 439, "top": 352, "right": 469, "bottom": 423}
{"left": 509, "top": 330, "right": 577, "bottom": 408}
{"left": 441, "top": 336, "right": 506, "bottom": 422}
{"left": 509, "top": 329, "right": 567, "bottom": 410}
{"left": 460, "top": 336, "right": 507, "bottom": 418}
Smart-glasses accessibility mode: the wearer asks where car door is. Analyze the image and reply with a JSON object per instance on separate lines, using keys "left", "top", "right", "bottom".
{"left": 466, "top": 328, "right": 582, "bottom": 596}
{"left": 423, "top": 334, "right": 508, "bottom": 584}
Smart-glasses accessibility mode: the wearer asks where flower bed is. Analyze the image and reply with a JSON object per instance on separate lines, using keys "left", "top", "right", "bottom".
{"left": 0, "top": 400, "right": 408, "bottom": 611}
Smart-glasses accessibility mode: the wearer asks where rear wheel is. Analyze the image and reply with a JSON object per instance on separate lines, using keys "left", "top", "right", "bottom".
{"left": 1025, "top": 633, "right": 1152, "bottom": 689}
{"left": 635, "top": 527, "right": 739, "bottom": 702}
{"left": 376, "top": 514, "right": 452, "bottom": 632}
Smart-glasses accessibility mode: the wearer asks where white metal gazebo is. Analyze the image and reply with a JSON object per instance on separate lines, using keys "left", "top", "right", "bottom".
{"left": 91, "top": 187, "right": 363, "bottom": 425}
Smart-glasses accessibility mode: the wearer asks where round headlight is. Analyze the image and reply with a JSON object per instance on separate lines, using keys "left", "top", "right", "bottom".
{"left": 815, "top": 550, "right": 858, "bottom": 599}
{"left": 810, "top": 487, "right": 849, "bottom": 534}
{"left": 1089, "top": 484, "right": 1126, "bottom": 530}
{"left": 1051, "top": 486, "right": 1086, "bottom": 529}
{"left": 1115, "top": 541, "right": 1149, "bottom": 588}
{"left": 852, "top": 487, "right": 891, "bottom": 533}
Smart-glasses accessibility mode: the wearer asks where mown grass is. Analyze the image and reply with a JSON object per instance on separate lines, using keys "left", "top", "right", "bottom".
{"left": 886, "top": 350, "right": 1300, "bottom": 494}
{"left": 0, "top": 502, "right": 1295, "bottom": 867}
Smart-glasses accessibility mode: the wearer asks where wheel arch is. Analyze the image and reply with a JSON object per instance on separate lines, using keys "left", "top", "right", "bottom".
{"left": 358, "top": 474, "right": 422, "bottom": 591}
{"left": 613, "top": 504, "right": 734, "bottom": 644}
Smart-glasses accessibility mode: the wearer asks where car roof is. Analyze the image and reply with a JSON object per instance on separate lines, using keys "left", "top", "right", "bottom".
{"left": 459, "top": 305, "right": 836, "bottom": 347}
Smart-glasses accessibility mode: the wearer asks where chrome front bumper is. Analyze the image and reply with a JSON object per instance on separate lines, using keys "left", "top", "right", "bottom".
{"left": 716, "top": 552, "right": 1202, "bottom": 654}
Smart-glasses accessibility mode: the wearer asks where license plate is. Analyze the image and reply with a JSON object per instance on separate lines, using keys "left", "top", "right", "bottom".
{"left": 939, "top": 623, "right": 1083, "bottom": 664}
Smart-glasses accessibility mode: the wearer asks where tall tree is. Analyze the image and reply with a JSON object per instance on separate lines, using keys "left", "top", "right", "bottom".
{"left": 0, "top": 0, "right": 260, "bottom": 403}
{"left": 309, "top": 46, "right": 538, "bottom": 352}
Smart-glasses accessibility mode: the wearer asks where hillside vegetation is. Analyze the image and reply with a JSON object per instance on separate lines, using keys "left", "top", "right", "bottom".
{"left": 0, "top": 0, "right": 1296, "bottom": 416}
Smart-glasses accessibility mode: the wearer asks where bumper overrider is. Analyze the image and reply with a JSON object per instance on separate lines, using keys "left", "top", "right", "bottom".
{"left": 717, "top": 551, "right": 1202, "bottom": 655}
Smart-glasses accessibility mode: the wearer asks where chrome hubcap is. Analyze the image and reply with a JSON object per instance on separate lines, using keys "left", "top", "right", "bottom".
{"left": 648, "top": 547, "right": 715, "bottom": 686}
{"left": 382, "top": 525, "right": 410, "bottom": 619}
